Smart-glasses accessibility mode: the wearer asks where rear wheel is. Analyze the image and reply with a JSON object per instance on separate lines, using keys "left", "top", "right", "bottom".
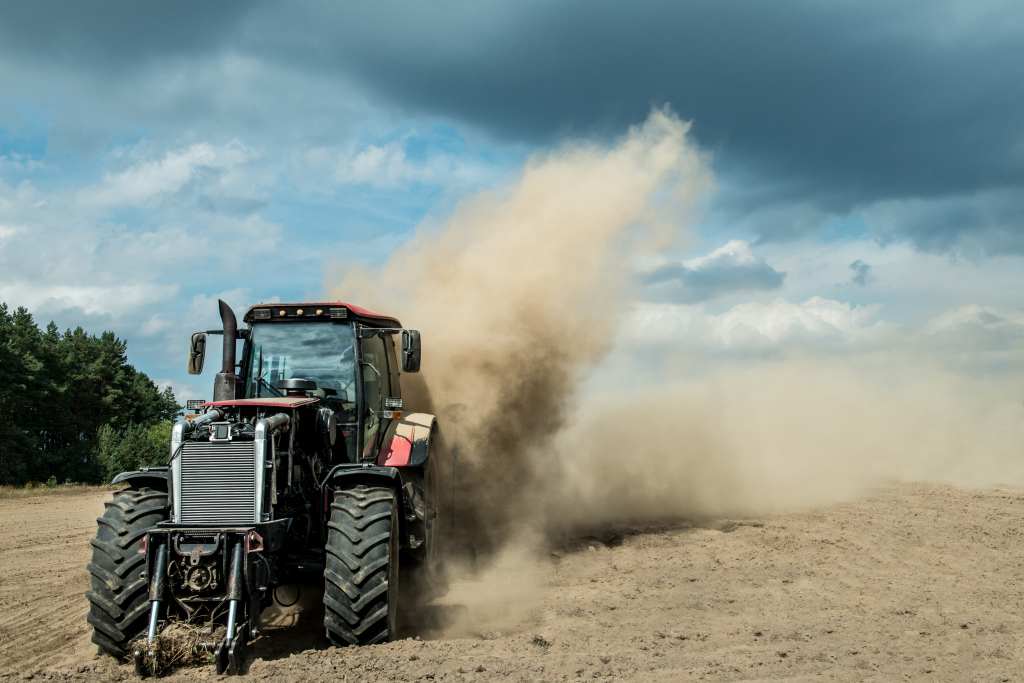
{"left": 323, "top": 485, "right": 399, "bottom": 645}
{"left": 415, "top": 446, "right": 449, "bottom": 600}
{"left": 86, "top": 486, "right": 168, "bottom": 658}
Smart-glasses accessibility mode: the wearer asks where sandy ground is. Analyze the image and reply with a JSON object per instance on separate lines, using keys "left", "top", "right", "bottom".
{"left": 0, "top": 490, "right": 105, "bottom": 674}
{"left": 1, "top": 483, "right": 1023, "bottom": 681}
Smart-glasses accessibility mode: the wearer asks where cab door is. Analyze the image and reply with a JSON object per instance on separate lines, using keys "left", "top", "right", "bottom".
{"left": 359, "top": 329, "right": 390, "bottom": 460}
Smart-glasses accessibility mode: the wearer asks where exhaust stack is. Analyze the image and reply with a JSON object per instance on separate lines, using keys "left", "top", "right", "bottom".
{"left": 212, "top": 299, "right": 238, "bottom": 402}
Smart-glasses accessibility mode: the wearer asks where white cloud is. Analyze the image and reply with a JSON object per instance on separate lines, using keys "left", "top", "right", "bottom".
{"left": 338, "top": 143, "right": 413, "bottom": 185}
{"left": 0, "top": 154, "right": 44, "bottom": 176}
{"left": 714, "top": 297, "right": 884, "bottom": 346}
{"left": 185, "top": 289, "right": 254, "bottom": 330}
{"left": 924, "top": 304, "right": 1024, "bottom": 350}
{"left": 625, "top": 296, "right": 888, "bottom": 350}
{"left": 685, "top": 239, "right": 759, "bottom": 270}
{"left": 140, "top": 315, "right": 172, "bottom": 336}
{"left": 619, "top": 293, "right": 1024, "bottom": 378}
{"left": 927, "top": 304, "right": 1005, "bottom": 333}
{"left": 757, "top": 237, "right": 1024, "bottom": 322}
{"left": 0, "top": 139, "right": 285, "bottom": 325}
{"left": 307, "top": 140, "right": 491, "bottom": 189}
{"left": 82, "top": 141, "right": 258, "bottom": 207}
{"left": 152, "top": 377, "right": 206, "bottom": 403}
{"left": 0, "top": 282, "right": 179, "bottom": 317}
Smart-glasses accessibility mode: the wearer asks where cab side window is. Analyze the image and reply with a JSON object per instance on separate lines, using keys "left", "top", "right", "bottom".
{"left": 360, "top": 331, "right": 389, "bottom": 457}
{"left": 385, "top": 333, "right": 401, "bottom": 401}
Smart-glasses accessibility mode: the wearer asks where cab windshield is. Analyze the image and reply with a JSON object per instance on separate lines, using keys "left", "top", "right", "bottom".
{"left": 244, "top": 322, "right": 357, "bottom": 413}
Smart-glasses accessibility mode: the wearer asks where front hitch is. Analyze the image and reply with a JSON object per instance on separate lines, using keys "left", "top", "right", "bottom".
{"left": 131, "top": 529, "right": 265, "bottom": 677}
{"left": 133, "top": 540, "right": 169, "bottom": 677}
{"left": 214, "top": 540, "right": 250, "bottom": 675}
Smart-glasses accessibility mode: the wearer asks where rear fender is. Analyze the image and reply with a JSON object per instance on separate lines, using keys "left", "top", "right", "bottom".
{"left": 111, "top": 466, "right": 169, "bottom": 492}
{"left": 378, "top": 413, "right": 436, "bottom": 467}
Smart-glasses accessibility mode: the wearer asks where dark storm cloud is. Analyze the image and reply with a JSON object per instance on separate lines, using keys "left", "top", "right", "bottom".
{"left": 264, "top": 1, "right": 1023, "bottom": 253}
{"left": 865, "top": 187, "right": 1024, "bottom": 256}
{"left": 0, "top": 1, "right": 255, "bottom": 69}
{"left": 258, "top": 1, "right": 1024, "bottom": 208}
{"left": 0, "top": 1, "right": 1021, "bottom": 251}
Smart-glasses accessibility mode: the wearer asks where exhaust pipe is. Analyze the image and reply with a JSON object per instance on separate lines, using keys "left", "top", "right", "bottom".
{"left": 212, "top": 299, "right": 238, "bottom": 402}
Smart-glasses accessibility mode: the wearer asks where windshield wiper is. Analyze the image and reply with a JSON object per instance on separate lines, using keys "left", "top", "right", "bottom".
{"left": 257, "top": 376, "right": 283, "bottom": 397}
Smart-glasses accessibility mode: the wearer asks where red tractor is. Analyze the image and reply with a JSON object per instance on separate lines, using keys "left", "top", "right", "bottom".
{"left": 85, "top": 300, "right": 446, "bottom": 674}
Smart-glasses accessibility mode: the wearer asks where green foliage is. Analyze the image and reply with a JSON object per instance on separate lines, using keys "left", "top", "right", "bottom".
{"left": 0, "top": 302, "right": 179, "bottom": 485}
{"left": 95, "top": 422, "right": 174, "bottom": 483}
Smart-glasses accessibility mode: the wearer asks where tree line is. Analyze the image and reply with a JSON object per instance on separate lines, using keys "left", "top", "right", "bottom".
{"left": 0, "top": 302, "right": 179, "bottom": 485}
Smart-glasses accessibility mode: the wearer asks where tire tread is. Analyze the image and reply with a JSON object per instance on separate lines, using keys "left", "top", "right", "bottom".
{"left": 323, "top": 485, "right": 398, "bottom": 646}
{"left": 85, "top": 486, "right": 167, "bottom": 659}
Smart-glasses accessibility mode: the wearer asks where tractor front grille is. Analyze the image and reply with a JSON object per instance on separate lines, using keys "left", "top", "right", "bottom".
{"left": 178, "top": 441, "right": 258, "bottom": 525}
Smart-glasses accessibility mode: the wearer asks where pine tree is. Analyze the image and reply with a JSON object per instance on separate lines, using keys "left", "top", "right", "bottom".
{"left": 0, "top": 302, "right": 180, "bottom": 485}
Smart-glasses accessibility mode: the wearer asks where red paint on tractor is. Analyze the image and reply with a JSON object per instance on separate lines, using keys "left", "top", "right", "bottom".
{"left": 338, "top": 301, "right": 401, "bottom": 325}
{"left": 379, "top": 435, "right": 413, "bottom": 466}
{"left": 244, "top": 300, "right": 401, "bottom": 327}
{"left": 205, "top": 397, "right": 319, "bottom": 408}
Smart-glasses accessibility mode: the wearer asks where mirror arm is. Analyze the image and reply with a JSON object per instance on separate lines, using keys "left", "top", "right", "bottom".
{"left": 202, "top": 329, "right": 248, "bottom": 337}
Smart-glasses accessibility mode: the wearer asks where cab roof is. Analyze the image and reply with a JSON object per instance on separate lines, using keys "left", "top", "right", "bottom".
{"left": 243, "top": 301, "right": 401, "bottom": 328}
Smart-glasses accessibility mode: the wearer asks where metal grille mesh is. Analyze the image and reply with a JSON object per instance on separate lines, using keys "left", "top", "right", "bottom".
{"left": 179, "top": 441, "right": 257, "bottom": 525}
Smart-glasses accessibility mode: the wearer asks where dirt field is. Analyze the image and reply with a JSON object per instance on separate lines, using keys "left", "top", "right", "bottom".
{"left": 2, "top": 483, "right": 1023, "bottom": 681}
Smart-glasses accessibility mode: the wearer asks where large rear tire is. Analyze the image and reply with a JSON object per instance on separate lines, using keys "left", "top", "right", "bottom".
{"left": 323, "top": 485, "right": 399, "bottom": 645}
{"left": 86, "top": 486, "right": 168, "bottom": 658}
{"left": 414, "top": 444, "right": 449, "bottom": 601}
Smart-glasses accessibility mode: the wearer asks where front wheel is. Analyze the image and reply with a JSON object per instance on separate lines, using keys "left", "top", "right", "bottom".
{"left": 86, "top": 486, "right": 169, "bottom": 658}
{"left": 323, "top": 485, "right": 399, "bottom": 645}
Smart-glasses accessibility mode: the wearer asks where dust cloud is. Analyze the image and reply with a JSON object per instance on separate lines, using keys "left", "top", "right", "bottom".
{"left": 542, "top": 360, "right": 1024, "bottom": 529}
{"left": 331, "top": 109, "right": 1024, "bottom": 630}
{"left": 334, "top": 109, "right": 710, "bottom": 548}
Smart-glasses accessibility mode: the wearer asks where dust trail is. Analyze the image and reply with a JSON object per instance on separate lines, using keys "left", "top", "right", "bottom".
{"left": 542, "top": 359, "right": 1024, "bottom": 529}
{"left": 333, "top": 109, "right": 709, "bottom": 549}
{"left": 430, "top": 537, "right": 547, "bottom": 638}
{"left": 330, "top": 108, "right": 1024, "bottom": 632}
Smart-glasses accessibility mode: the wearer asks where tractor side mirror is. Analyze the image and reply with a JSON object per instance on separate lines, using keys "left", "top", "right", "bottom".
{"left": 187, "top": 332, "right": 207, "bottom": 375}
{"left": 401, "top": 329, "right": 421, "bottom": 373}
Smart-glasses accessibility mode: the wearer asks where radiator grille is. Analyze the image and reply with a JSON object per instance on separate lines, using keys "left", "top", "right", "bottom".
{"left": 178, "top": 441, "right": 257, "bottom": 525}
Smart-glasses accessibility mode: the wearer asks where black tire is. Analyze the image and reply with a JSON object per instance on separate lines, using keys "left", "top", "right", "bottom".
{"left": 323, "top": 485, "right": 399, "bottom": 645}
{"left": 85, "top": 486, "right": 168, "bottom": 658}
{"left": 416, "top": 445, "right": 449, "bottom": 600}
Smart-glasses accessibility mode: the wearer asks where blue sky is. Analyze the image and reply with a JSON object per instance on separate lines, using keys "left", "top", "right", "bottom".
{"left": 0, "top": 1, "right": 1021, "bottom": 400}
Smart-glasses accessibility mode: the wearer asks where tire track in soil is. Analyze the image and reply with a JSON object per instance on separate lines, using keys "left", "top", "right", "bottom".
{"left": 6, "top": 484, "right": 1024, "bottom": 681}
{"left": 0, "top": 491, "right": 106, "bottom": 676}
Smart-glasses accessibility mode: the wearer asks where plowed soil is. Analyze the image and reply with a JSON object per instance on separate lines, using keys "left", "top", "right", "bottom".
{"left": 2, "top": 483, "right": 1023, "bottom": 681}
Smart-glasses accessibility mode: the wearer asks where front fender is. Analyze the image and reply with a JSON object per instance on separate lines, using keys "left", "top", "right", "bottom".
{"left": 324, "top": 464, "right": 423, "bottom": 547}
{"left": 324, "top": 464, "right": 405, "bottom": 519}
{"left": 325, "top": 463, "right": 403, "bottom": 490}
{"left": 111, "top": 466, "right": 169, "bottom": 491}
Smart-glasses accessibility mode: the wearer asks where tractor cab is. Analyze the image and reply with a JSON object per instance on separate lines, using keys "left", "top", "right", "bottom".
{"left": 187, "top": 301, "right": 421, "bottom": 463}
